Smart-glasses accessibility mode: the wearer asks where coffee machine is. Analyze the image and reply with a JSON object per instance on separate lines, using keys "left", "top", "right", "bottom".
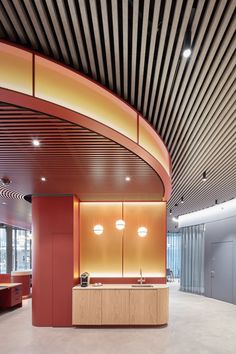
{"left": 80, "top": 272, "right": 90, "bottom": 287}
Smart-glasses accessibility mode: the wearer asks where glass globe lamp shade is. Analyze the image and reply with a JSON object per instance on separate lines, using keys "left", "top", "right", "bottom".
{"left": 115, "top": 219, "right": 125, "bottom": 230}
{"left": 93, "top": 224, "right": 104, "bottom": 235}
{"left": 137, "top": 226, "right": 148, "bottom": 237}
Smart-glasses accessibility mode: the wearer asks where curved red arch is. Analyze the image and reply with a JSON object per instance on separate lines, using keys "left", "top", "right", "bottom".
{"left": 0, "top": 42, "right": 171, "bottom": 200}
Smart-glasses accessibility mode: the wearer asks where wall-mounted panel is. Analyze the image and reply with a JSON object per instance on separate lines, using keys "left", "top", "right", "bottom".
{"left": 32, "top": 195, "right": 79, "bottom": 326}
{"left": 80, "top": 202, "right": 166, "bottom": 278}
{"left": 123, "top": 202, "right": 166, "bottom": 277}
{"left": 0, "top": 43, "right": 32, "bottom": 95}
{"left": 35, "top": 56, "right": 137, "bottom": 142}
{"left": 80, "top": 202, "right": 123, "bottom": 277}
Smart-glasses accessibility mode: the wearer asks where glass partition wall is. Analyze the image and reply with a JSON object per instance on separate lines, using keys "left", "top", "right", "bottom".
{"left": 0, "top": 225, "right": 31, "bottom": 274}
{"left": 167, "top": 232, "right": 181, "bottom": 280}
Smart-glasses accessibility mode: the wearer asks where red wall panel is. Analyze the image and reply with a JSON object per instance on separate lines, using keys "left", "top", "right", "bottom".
{"left": 32, "top": 195, "right": 79, "bottom": 327}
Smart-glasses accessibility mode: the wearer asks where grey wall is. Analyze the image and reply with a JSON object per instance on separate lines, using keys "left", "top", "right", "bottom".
{"left": 204, "top": 215, "right": 236, "bottom": 304}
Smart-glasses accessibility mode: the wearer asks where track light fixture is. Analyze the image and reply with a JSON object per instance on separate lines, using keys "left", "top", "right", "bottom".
{"left": 202, "top": 171, "right": 207, "bottom": 182}
{"left": 215, "top": 199, "right": 218, "bottom": 205}
{"left": 169, "top": 209, "right": 172, "bottom": 215}
{"left": 172, "top": 217, "right": 179, "bottom": 223}
{"left": 181, "top": 196, "right": 184, "bottom": 203}
{"left": 183, "top": 27, "right": 192, "bottom": 58}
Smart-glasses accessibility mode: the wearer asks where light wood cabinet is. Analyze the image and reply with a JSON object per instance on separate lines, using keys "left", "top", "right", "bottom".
{"left": 130, "top": 290, "right": 157, "bottom": 325}
{"left": 72, "top": 285, "right": 168, "bottom": 326}
{"left": 72, "top": 289, "right": 101, "bottom": 325}
{"left": 102, "top": 290, "right": 130, "bottom": 324}
{"left": 157, "top": 287, "right": 169, "bottom": 325}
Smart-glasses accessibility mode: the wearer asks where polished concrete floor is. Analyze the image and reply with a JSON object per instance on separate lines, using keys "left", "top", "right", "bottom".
{"left": 0, "top": 283, "right": 236, "bottom": 354}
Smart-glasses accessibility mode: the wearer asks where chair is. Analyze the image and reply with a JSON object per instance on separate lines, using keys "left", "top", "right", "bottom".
{"left": 166, "top": 268, "right": 174, "bottom": 282}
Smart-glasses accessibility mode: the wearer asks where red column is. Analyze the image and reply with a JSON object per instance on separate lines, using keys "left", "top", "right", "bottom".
{"left": 32, "top": 195, "right": 79, "bottom": 327}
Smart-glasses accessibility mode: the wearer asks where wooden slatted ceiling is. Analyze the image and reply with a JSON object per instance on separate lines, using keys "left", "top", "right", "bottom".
{"left": 0, "top": 0, "right": 235, "bottom": 229}
{"left": 0, "top": 102, "right": 164, "bottom": 203}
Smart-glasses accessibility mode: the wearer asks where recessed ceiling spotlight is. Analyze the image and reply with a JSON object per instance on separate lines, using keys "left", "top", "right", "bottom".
{"left": 41, "top": 177, "right": 46, "bottom": 182}
{"left": 202, "top": 171, "right": 207, "bottom": 182}
{"left": 183, "top": 48, "right": 192, "bottom": 58}
{"left": 0, "top": 177, "right": 11, "bottom": 185}
{"left": 181, "top": 196, "right": 184, "bottom": 204}
{"left": 183, "top": 28, "right": 192, "bottom": 58}
{"left": 32, "top": 139, "right": 40, "bottom": 147}
{"left": 125, "top": 176, "right": 131, "bottom": 181}
{"left": 2, "top": 202, "right": 6, "bottom": 205}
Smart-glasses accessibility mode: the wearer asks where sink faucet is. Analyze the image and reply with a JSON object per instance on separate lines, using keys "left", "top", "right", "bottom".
{"left": 137, "top": 268, "right": 145, "bottom": 284}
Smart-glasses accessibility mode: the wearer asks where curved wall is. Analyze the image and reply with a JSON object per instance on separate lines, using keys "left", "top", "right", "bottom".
{"left": 0, "top": 41, "right": 171, "bottom": 201}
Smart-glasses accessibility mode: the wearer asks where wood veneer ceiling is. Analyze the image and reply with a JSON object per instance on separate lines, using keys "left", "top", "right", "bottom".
{"left": 0, "top": 101, "right": 164, "bottom": 199}
{"left": 0, "top": 0, "right": 236, "bottom": 229}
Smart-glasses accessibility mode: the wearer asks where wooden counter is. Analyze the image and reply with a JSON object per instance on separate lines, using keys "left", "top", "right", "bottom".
{"left": 0, "top": 283, "right": 22, "bottom": 309}
{"left": 11, "top": 270, "right": 32, "bottom": 297}
{"left": 72, "top": 284, "right": 169, "bottom": 326}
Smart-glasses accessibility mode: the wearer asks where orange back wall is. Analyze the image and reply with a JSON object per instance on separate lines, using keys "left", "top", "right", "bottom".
{"left": 80, "top": 202, "right": 166, "bottom": 278}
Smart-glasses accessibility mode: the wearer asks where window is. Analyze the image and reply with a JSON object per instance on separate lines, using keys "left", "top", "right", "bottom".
{"left": 0, "top": 227, "right": 7, "bottom": 273}
{"left": 12, "top": 229, "right": 32, "bottom": 271}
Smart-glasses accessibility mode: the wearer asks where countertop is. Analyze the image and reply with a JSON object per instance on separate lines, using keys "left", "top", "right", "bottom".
{"left": 0, "top": 283, "right": 22, "bottom": 290}
{"left": 73, "top": 284, "right": 168, "bottom": 290}
{"left": 11, "top": 270, "right": 32, "bottom": 276}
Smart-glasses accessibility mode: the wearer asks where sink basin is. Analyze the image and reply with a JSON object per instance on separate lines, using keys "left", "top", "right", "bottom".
{"left": 131, "top": 284, "right": 154, "bottom": 287}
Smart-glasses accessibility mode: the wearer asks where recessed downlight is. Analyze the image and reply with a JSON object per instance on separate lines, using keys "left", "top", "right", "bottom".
{"left": 41, "top": 177, "right": 46, "bottom": 182}
{"left": 2, "top": 202, "right": 6, "bottom": 205}
{"left": 32, "top": 139, "right": 40, "bottom": 147}
{"left": 125, "top": 176, "right": 131, "bottom": 181}
{"left": 183, "top": 48, "right": 191, "bottom": 58}
{"left": 183, "top": 28, "right": 192, "bottom": 58}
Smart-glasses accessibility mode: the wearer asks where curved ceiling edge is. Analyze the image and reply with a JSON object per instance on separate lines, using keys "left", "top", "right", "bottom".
{"left": 0, "top": 42, "right": 172, "bottom": 200}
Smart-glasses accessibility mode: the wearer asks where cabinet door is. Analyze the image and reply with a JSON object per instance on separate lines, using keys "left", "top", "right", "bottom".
{"left": 72, "top": 290, "right": 101, "bottom": 325}
{"left": 130, "top": 290, "right": 157, "bottom": 325}
{"left": 102, "top": 290, "right": 130, "bottom": 324}
{"left": 11, "top": 286, "right": 22, "bottom": 306}
{"left": 156, "top": 288, "right": 169, "bottom": 325}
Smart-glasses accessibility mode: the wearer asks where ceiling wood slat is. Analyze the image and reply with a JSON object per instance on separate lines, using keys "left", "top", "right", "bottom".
{"left": 0, "top": 0, "right": 235, "bottom": 228}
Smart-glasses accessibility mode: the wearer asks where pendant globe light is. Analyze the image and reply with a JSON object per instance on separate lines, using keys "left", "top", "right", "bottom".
{"left": 116, "top": 219, "right": 125, "bottom": 230}
{"left": 137, "top": 226, "right": 148, "bottom": 237}
{"left": 93, "top": 224, "right": 104, "bottom": 235}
